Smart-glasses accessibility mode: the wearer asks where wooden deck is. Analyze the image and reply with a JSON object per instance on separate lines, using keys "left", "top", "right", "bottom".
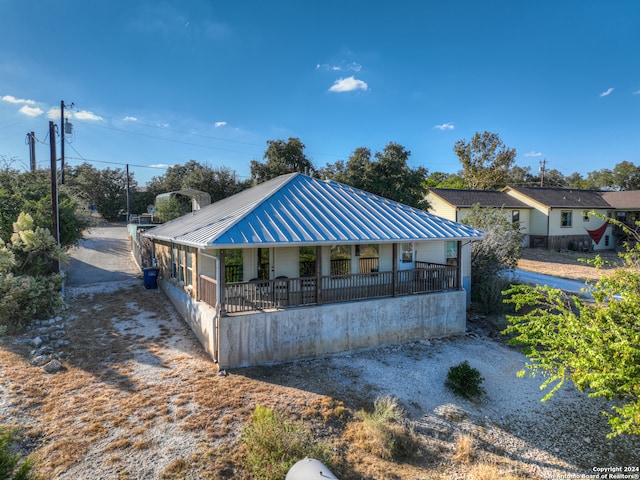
{"left": 218, "top": 264, "right": 458, "bottom": 314}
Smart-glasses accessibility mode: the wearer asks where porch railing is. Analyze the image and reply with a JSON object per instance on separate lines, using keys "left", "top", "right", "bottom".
{"left": 220, "top": 263, "right": 457, "bottom": 314}
{"left": 199, "top": 274, "right": 217, "bottom": 307}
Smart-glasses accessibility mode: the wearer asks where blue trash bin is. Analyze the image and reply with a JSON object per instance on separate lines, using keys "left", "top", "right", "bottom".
{"left": 143, "top": 267, "right": 159, "bottom": 289}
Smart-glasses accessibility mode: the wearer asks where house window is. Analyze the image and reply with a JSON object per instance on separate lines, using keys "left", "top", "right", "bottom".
{"left": 185, "top": 247, "right": 193, "bottom": 286}
{"left": 178, "top": 248, "right": 186, "bottom": 283}
{"left": 171, "top": 245, "right": 179, "bottom": 279}
{"left": 401, "top": 243, "right": 413, "bottom": 263}
{"left": 171, "top": 245, "right": 189, "bottom": 284}
{"left": 299, "top": 246, "right": 316, "bottom": 276}
{"left": 582, "top": 211, "right": 590, "bottom": 222}
{"left": 561, "top": 211, "right": 572, "bottom": 228}
{"left": 330, "top": 245, "right": 351, "bottom": 275}
{"left": 605, "top": 235, "right": 609, "bottom": 247}
{"left": 224, "top": 249, "right": 243, "bottom": 282}
{"left": 512, "top": 210, "right": 520, "bottom": 224}
{"left": 446, "top": 241, "right": 457, "bottom": 259}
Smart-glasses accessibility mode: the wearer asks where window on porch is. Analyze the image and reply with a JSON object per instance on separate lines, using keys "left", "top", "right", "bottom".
{"left": 299, "top": 246, "right": 316, "bottom": 276}
{"left": 331, "top": 245, "right": 351, "bottom": 275}
{"left": 225, "top": 249, "right": 243, "bottom": 282}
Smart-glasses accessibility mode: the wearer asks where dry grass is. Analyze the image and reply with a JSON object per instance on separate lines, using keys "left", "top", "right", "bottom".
{"left": 452, "top": 433, "right": 474, "bottom": 464}
{"left": 518, "top": 248, "right": 621, "bottom": 281}
{"left": 0, "top": 268, "right": 634, "bottom": 479}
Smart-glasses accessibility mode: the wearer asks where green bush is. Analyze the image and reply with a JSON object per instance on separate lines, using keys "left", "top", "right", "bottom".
{"left": 0, "top": 427, "right": 38, "bottom": 480}
{"left": 471, "top": 275, "right": 515, "bottom": 315}
{"left": 0, "top": 273, "right": 64, "bottom": 332}
{"left": 240, "top": 405, "right": 333, "bottom": 480}
{"left": 445, "top": 361, "right": 486, "bottom": 400}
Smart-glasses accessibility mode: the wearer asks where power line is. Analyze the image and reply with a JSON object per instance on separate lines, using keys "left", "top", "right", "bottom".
{"left": 74, "top": 112, "right": 346, "bottom": 160}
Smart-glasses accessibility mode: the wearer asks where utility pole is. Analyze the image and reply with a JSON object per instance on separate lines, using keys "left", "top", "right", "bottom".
{"left": 49, "top": 121, "right": 60, "bottom": 273}
{"left": 126, "top": 163, "right": 130, "bottom": 222}
{"left": 28, "top": 131, "right": 36, "bottom": 171}
{"left": 60, "top": 100, "right": 74, "bottom": 184}
{"left": 539, "top": 159, "right": 546, "bottom": 187}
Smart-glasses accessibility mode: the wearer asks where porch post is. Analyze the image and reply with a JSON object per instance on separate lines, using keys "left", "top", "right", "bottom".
{"left": 392, "top": 243, "right": 398, "bottom": 297}
{"left": 456, "top": 241, "right": 462, "bottom": 290}
{"left": 315, "top": 245, "right": 323, "bottom": 305}
{"left": 219, "top": 249, "right": 227, "bottom": 315}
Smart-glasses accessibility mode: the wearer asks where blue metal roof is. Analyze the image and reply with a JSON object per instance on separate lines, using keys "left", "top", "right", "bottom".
{"left": 144, "top": 173, "right": 484, "bottom": 248}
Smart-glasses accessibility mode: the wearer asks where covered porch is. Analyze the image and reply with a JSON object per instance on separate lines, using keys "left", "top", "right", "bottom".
{"left": 197, "top": 242, "right": 462, "bottom": 315}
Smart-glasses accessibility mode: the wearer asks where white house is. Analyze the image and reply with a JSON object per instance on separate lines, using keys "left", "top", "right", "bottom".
{"left": 143, "top": 173, "right": 484, "bottom": 368}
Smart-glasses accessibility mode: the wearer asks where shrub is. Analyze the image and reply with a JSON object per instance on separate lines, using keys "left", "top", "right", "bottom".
{"left": 0, "top": 273, "right": 64, "bottom": 332}
{"left": 452, "top": 434, "right": 475, "bottom": 464}
{"left": 240, "top": 405, "right": 333, "bottom": 480}
{"left": 471, "top": 275, "right": 515, "bottom": 315}
{"left": 347, "top": 396, "right": 420, "bottom": 461}
{"left": 445, "top": 361, "right": 485, "bottom": 400}
{"left": 0, "top": 427, "right": 38, "bottom": 480}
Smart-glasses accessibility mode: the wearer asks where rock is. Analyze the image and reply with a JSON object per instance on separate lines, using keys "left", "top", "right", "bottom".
{"left": 43, "top": 359, "right": 63, "bottom": 374}
{"left": 31, "top": 346, "right": 53, "bottom": 357}
{"left": 31, "top": 355, "right": 51, "bottom": 367}
{"left": 31, "top": 337, "right": 43, "bottom": 348}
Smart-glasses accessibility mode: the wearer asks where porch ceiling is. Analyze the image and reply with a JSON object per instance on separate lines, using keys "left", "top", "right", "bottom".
{"left": 144, "top": 173, "right": 484, "bottom": 248}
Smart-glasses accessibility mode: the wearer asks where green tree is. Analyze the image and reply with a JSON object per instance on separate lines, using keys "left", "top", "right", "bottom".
{"left": 321, "top": 142, "right": 428, "bottom": 209}
{"left": 454, "top": 131, "right": 516, "bottom": 190}
{"left": 0, "top": 427, "right": 38, "bottom": 480}
{"left": 0, "top": 168, "right": 89, "bottom": 248}
{"left": 66, "top": 163, "right": 134, "bottom": 222}
{"left": 462, "top": 204, "right": 524, "bottom": 284}
{"left": 612, "top": 161, "right": 640, "bottom": 191}
{"left": 504, "top": 216, "right": 640, "bottom": 437}
{"left": 250, "top": 137, "right": 314, "bottom": 183}
{"left": 423, "top": 171, "right": 467, "bottom": 189}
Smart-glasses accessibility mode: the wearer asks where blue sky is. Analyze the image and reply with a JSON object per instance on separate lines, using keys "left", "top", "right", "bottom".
{"left": 1, "top": 1, "right": 639, "bottom": 186}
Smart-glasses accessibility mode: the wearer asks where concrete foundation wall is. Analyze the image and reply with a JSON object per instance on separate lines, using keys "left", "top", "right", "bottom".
{"left": 218, "top": 291, "right": 466, "bottom": 369}
{"left": 160, "top": 280, "right": 217, "bottom": 360}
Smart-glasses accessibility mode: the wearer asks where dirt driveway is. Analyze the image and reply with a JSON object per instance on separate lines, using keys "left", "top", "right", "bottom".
{"left": 0, "top": 229, "right": 637, "bottom": 479}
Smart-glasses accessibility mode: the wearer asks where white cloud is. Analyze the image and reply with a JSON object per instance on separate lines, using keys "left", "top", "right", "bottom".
{"left": 74, "top": 110, "right": 103, "bottom": 121}
{"left": 123, "top": 116, "right": 138, "bottom": 122}
{"left": 2, "top": 95, "right": 36, "bottom": 105}
{"left": 633, "top": 90, "right": 640, "bottom": 95}
{"left": 600, "top": 87, "right": 614, "bottom": 97}
{"left": 47, "top": 107, "right": 61, "bottom": 120}
{"left": 329, "top": 76, "right": 368, "bottom": 93}
{"left": 150, "top": 163, "right": 173, "bottom": 169}
{"left": 524, "top": 151, "right": 542, "bottom": 157}
{"left": 434, "top": 123, "right": 454, "bottom": 131}
{"left": 18, "top": 105, "right": 43, "bottom": 117}
{"left": 214, "top": 121, "right": 227, "bottom": 128}
{"left": 317, "top": 62, "right": 362, "bottom": 72}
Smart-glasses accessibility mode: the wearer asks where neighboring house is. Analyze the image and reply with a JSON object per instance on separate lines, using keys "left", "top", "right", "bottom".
{"left": 428, "top": 186, "right": 629, "bottom": 251}
{"left": 426, "top": 188, "right": 532, "bottom": 247}
{"left": 599, "top": 190, "right": 640, "bottom": 242}
{"left": 142, "top": 173, "right": 484, "bottom": 369}
{"left": 503, "top": 186, "right": 613, "bottom": 251}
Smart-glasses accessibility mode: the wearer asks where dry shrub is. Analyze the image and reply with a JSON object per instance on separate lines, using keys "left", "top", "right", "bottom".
{"left": 466, "top": 460, "right": 526, "bottom": 480}
{"left": 452, "top": 433, "right": 474, "bottom": 464}
{"left": 346, "top": 396, "right": 420, "bottom": 461}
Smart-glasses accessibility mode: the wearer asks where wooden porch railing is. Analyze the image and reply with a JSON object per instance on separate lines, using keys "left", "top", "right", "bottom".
{"left": 218, "top": 263, "right": 457, "bottom": 314}
{"left": 199, "top": 274, "right": 217, "bottom": 307}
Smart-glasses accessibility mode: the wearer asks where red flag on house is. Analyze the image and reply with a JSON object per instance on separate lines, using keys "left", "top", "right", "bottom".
{"left": 586, "top": 221, "right": 609, "bottom": 244}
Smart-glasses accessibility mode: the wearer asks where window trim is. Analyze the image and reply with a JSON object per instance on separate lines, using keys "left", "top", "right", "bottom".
{"left": 560, "top": 210, "right": 573, "bottom": 228}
